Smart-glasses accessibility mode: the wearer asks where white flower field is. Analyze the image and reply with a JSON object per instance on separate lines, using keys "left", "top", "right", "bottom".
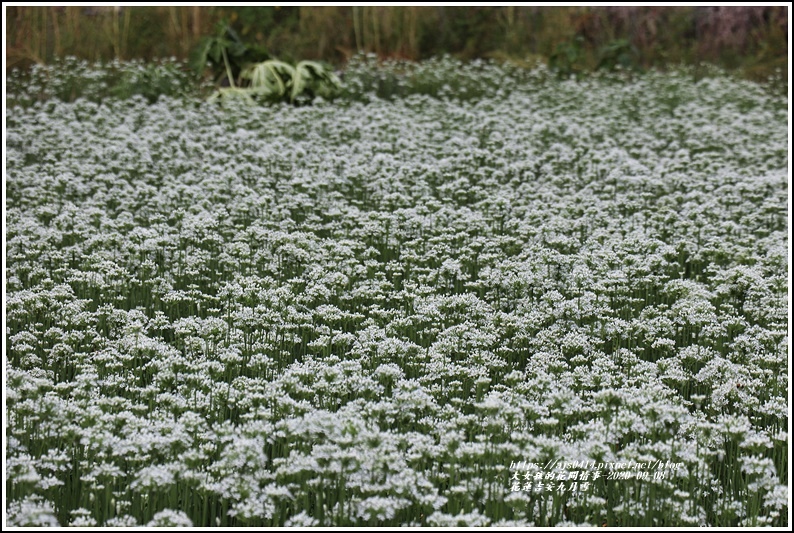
{"left": 4, "top": 60, "right": 789, "bottom": 526}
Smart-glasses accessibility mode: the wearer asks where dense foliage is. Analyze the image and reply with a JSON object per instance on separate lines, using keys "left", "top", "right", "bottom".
{"left": 4, "top": 60, "right": 789, "bottom": 526}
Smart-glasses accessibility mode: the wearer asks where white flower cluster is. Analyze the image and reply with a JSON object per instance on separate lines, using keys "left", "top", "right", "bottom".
{"left": 5, "top": 60, "right": 788, "bottom": 527}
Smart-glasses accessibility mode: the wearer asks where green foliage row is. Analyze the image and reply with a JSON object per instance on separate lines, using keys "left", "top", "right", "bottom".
{"left": 6, "top": 52, "right": 786, "bottom": 112}
{"left": 5, "top": 58, "right": 208, "bottom": 108}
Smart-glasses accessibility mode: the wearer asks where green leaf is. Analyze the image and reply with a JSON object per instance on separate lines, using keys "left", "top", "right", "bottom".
{"left": 207, "top": 87, "right": 256, "bottom": 105}
{"left": 292, "top": 61, "right": 342, "bottom": 102}
{"left": 189, "top": 38, "right": 214, "bottom": 76}
{"left": 241, "top": 60, "right": 296, "bottom": 99}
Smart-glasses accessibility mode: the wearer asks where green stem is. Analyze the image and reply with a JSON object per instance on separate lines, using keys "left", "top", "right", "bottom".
{"left": 222, "top": 47, "right": 236, "bottom": 88}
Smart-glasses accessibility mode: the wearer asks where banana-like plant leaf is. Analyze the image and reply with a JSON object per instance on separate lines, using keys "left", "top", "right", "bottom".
{"left": 292, "top": 61, "right": 342, "bottom": 102}
{"left": 221, "top": 59, "right": 343, "bottom": 104}
{"left": 207, "top": 87, "right": 256, "bottom": 105}
{"left": 242, "top": 60, "right": 296, "bottom": 99}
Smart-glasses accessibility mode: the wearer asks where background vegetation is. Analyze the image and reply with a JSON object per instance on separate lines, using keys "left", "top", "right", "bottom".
{"left": 6, "top": 6, "right": 789, "bottom": 84}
